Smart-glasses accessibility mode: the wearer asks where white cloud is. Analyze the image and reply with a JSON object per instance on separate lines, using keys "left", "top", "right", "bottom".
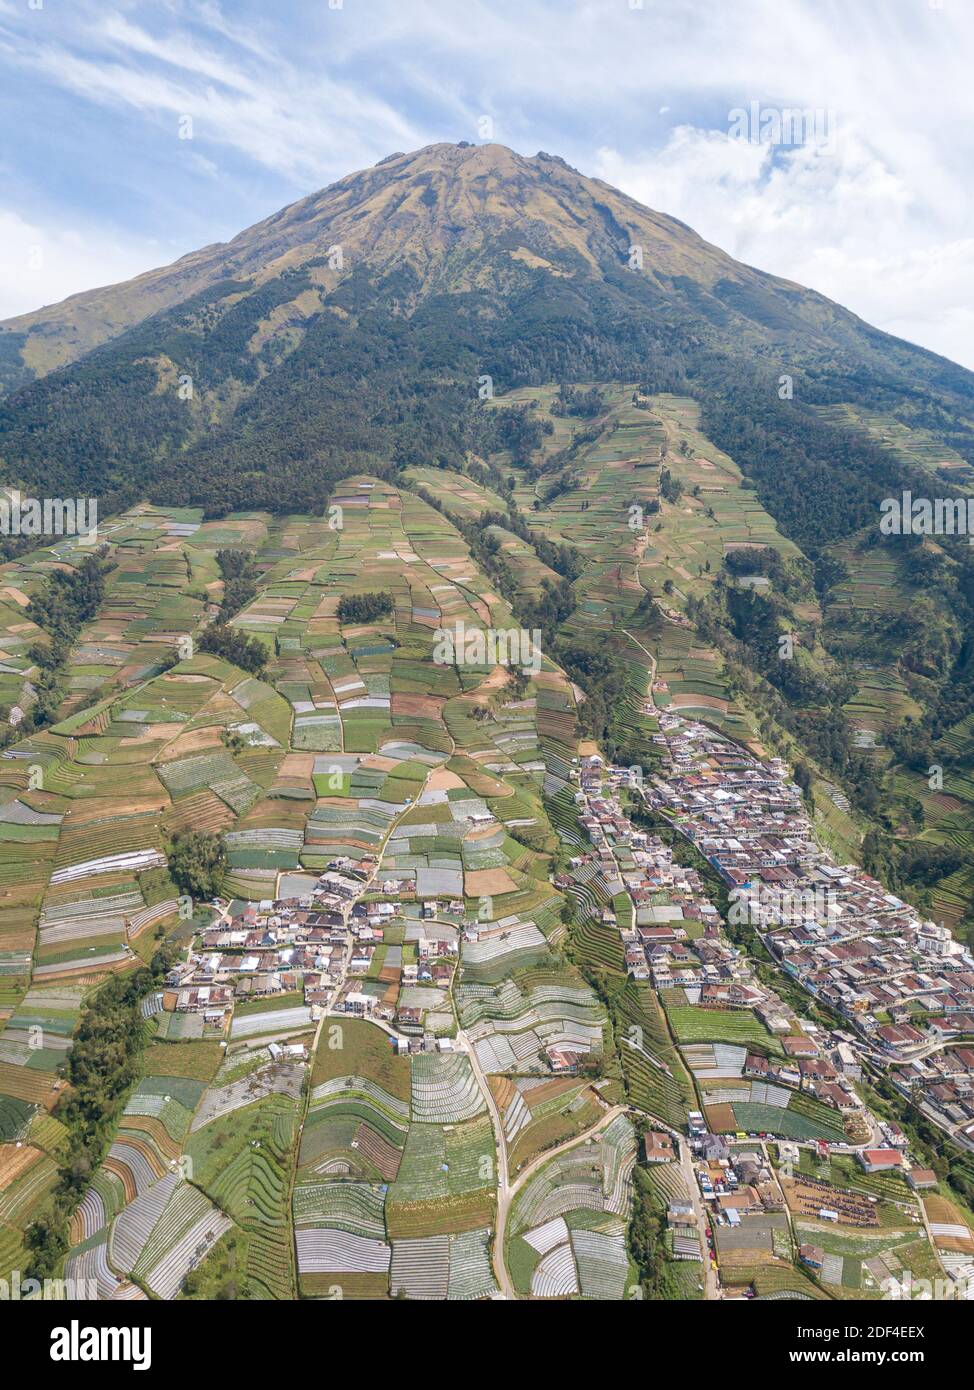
{"left": 594, "top": 123, "right": 974, "bottom": 368}
{"left": 0, "top": 209, "right": 163, "bottom": 318}
{"left": 0, "top": 5, "right": 425, "bottom": 185}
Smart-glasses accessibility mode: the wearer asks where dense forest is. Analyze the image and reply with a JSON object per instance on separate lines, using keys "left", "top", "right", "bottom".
{"left": 4, "top": 211, "right": 971, "bottom": 530}
{"left": 216, "top": 548, "right": 259, "bottom": 618}
{"left": 198, "top": 623, "right": 267, "bottom": 675}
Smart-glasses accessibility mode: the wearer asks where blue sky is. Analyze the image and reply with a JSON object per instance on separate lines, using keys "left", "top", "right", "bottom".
{"left": 1, "top": 0, "right": 971, "bottom": 366}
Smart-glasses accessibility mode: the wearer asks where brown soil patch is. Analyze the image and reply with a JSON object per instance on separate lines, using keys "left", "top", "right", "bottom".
{"left": 0, "top": 924, "right": 40, "bottom": 951}
{"left": 280, "top": 753, "right": 316, "bottom": 778}
{"left": 0, "top": 1142, "right": 43, "bottom": 1187}
{"left": 155, "top": 725, "right": 226, "bottom": 760}
{"left": 0, "top": 1061, "right": 58, "bottom": 1107}
{"left": 924, "top": 1195, "right": 974, "bottom": 1249}
{"left": 103, "top": 1157, "right": 139, "bottom": 1205}
{"left": 522, "top": 1077, "right": 584, "bottom": 1107}
{"left": 119, "top": 1115, "right": 182, "bottom": 1161}
{"left": 471, "top": 666, "right": 512, "bottom": 694}
{"left": 465, "top": 823, "right": 502, "bottom": 844}
{"left": 464, "top": 867, "right": 517, "bottom": 896}
{"left": 704, "top": 1102, "right": 737, "bottom": 1133}
{"left": 671, "top": 693, "right": 730, "bottom": 713}
{"left": 163, "top": 790, "right": 236, "bottom": 836}
{"left": 391, "top": 692, "right": 444, "bottom": 719}
{"left": 352, "top": 1122, "right": 402, "bottom": 1181}
{"left": 67, "top": 797, "right": 161, "bottom": 824}
{"left": 426, "top": 768, "right": 466, "bottom": 792}
{"left": 489, "top": 1075, "right": 516, "bottom": 1110}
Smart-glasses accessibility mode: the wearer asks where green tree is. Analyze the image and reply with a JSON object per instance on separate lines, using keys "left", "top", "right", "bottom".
{"left": 168, "top": 830, "right": 228, "bottom": 900}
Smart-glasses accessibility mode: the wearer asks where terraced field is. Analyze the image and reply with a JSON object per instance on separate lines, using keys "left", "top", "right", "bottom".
{"left": 492, "top": 1074, "right": 605, "bottom": 1175}
{"left": 506, "top": 1114, "right": 637, "bottom": 1299}
{"left": 611, "top": 980, "right": 696, "bottom": 1129}
{"left": 456, "top": 966, "right": 606, "bottom": 1075}
{"left": 0, "top": 469, "right": 654, "bottom": 1300}
{"left": 294, "top": 1018, "right": 499, "bottom": 1298}
{"left": 663, "top": 998, "right": 785, "bottom": 1052}
{"left": 63, "top": 1038, "right": 227, "bottom": 1300}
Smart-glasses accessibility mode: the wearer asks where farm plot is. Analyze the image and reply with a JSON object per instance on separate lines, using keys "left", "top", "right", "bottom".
{"left": 923, "top": 1193, "right": 974, "bottom": 1284}
{"left": 296, "top": 1023, "right": 498, "bottom": 1293}
{"left": 493, "top": 1075, "right": 604, "bottom": 1176}
{"left": 410, "top": 1052, "right": 486, "bottom": 1123}
{"left": 460, "top": 919, "right": 552, "bottom": 983}
{"left": 792, "top": 1218, "right": 938, "bottom": 1298}
{"left": 456, "top": 968, "right": 606, "bottom": 1075}
{"left": 386, "top": 1112, "right": 496, "bottom": 1237}
{"left": 507, "top": 1114, "right": 637, "bottom": 1299}
{"left": 707, "top": 1089, "right": 848, "bottom": 1144}
{"left": 665, "top": 1001, "right": 784, "bottom": 1053}
{"left": 0, "top": 984, "right": 84, "bottom": 1117}
{"left": 64, "top": 1170, "right": 230, "bottom": 1302}
{"left": 229, "top": 1002, "right": 313, "bottom": 1041}
{"left": 69, "top": 1044, "right": 220, "bottom": 1248}
{"left": 389, "top": 1227, "right": 497, "bottom": 1300}
{"left": 612, "top": 980, "right": 696, "bottom": 1128}
{"left": 299, "top": 1074, "right": 409, "bottom": 1181}
{"left": 188, "top": 1091, "right": 301, "bottom": 1300}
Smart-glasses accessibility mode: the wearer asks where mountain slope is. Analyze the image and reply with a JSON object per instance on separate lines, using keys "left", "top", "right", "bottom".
{"left": 0, "top": 140, "right": 972, "bottom": 524}
{"left": 0, "top": 141, "right": 918, "bottom": 381}
{"left": 5, "top": 141, "right": 974, "bottom": 395}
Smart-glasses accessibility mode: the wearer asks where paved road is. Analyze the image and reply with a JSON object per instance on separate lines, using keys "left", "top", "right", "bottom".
{"left": 493, "top": 1103, "right": 628, "bottom": 1296}
{"left": 455, "top": 1029, "right": 515, "bottom": 1297}
{"left": 459, "top": 1040, "right": 627, "bottom": 1301}
{"left": 678, "top": 1133, "right": 719, "bottom": 1299}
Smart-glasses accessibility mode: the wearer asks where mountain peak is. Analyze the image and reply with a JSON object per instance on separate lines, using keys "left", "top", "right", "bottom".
{"left": 0, "top": 140, "right": 753, "bottom": 382}
{"left": 0, "top": 137, "right": 968, "bottom": 534}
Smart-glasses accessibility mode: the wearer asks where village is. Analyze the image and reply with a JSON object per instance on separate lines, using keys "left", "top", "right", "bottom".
{"left": 160, "top": 853, "right": 470, "bottom": 1059}
{"left": 159, "top": 703, "right": 974, "bottom": 1156}
{"left": 562, "top": 708, "right": 974, "bottom": 1294}
{"left": 640, "top": 713, "right": 974, "bottom": 1154}
{"left": 141, "top": 696, "right": 974, "bottom": 1299}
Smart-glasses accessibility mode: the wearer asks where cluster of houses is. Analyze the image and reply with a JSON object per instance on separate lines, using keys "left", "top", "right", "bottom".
{"left": 331, "top": 917, "right": 459, "bottom": 1031}
{"left": 689, "top": 1129, "right": 784, "bottom": 1222}
{"left": 165, "top": 859, "right": 391, "bottom": 1027}
{"left": 642, "top": 713, "right": 974, "bottom": 1150}
{"left": 895, "top": 1045, "right": 974, "bottom": 1151}
{"left": 165, "top": 858, "right": 468, "bottom": 1041}
{"left": 742, "top": 1046, "right": 860, "bottom": 1113}
{"left": 570, "top": 753, "right": 767, "bottom": 1007}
